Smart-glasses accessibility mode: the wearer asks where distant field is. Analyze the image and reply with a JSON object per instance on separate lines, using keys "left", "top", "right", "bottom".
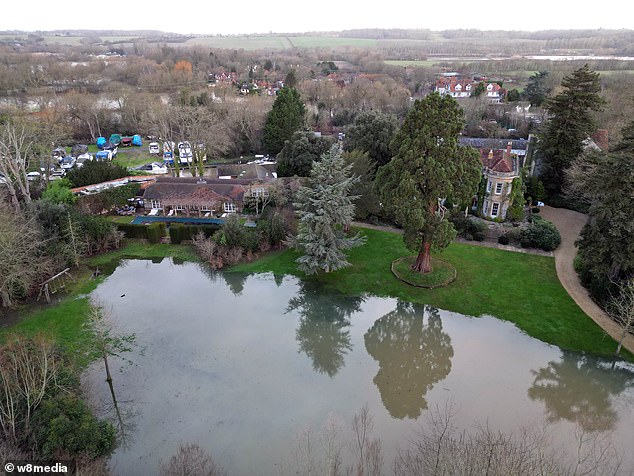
{"left": 182, "top": 35, "right": 377, "bottom": 50}
{"left": 384, "top": 60, "right": 439, "bottom": 67}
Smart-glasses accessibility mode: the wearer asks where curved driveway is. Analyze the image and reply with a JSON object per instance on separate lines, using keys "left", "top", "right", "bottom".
{"left": 540, "top": 206, "right": 634, "bottom": 355}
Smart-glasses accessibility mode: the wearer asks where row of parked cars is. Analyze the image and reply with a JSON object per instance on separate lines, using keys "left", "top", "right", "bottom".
{"left": 149, "top": 141, "right": 203, "bottom": 165}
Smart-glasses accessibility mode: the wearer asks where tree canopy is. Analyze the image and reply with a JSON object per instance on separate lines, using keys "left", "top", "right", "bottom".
{"left": 262, "top": 87, "right": 305, "bottom": 155}
{"left": 343, "top": 110, "right": 398, "bottom": 168}
{"left": 376, "top": 92, "right": 481, "bottom": 273}
{"left": 276, "top": 130, "right": 334, "bottom": 177}
{"left": 292, "top": 146, "right": 364, "bottom": 274}
{"left": 539, "top": 64, "right": 605, "bottom": 199}
{"left": 567, "top": 120, "right": 634, "bottom": 305}
{"left": 524, "top": 71, "right": 551, "bottom": 107}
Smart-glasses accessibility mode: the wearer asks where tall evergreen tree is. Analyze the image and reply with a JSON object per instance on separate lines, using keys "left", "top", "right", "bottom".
{"left": 524, "top": 71, "right": 551, "bottom": 107}
{"left": 276, "top": 130, "right": 334, "bottom": 177}
{"left": 567, "top": 120, "right": 634, "bottom": 304}
{"left": 292, "top": 146, "right": 364, "bottom": 274}
{"left": 376, "top": 92, "right": 481, "bottom": 274}
{"left": 262, "top": 87, "right": 305, "bottom": 155}
{"left": 539, "top": 65, "right": 605, "bottom": 198}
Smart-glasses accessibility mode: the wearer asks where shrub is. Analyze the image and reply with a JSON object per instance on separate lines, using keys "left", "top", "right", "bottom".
{"left": 169, "top": 224, "right": 185, "bottom": 244}
{"left": 531, "top": 207, "right": 541, "bottom": 214}
{"left": 30, "top": 394, "right": 116, "bottom": 459}
{"left": 520, "top": 216, "right": 561, "bottom": 251}
{"left": 473, "top": 231, "right": 486, "bottom": 241}
{"left": 498, "top": 234, "right": 510, "bottom": 245}
{"left": 449, "top": 213, "right": 486, "bottom": 240}
{"left": 117, "top": 223, "right": 149, "bottom": 239}
{"left": 146, "top": 222, "right": 166, "bottom": 244}
{"left": 66, "top": 160, "right": 129, "bottom": 188}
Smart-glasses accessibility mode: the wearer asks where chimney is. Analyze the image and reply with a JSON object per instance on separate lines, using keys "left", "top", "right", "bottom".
{"left": 506, "top": 141, "right": 512, "bottom": 158}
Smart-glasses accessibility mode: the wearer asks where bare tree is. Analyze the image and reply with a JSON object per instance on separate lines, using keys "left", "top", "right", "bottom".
{"left": 0, "top": 334, "right": 61, "bottom": 443}
{"left": 0, "top": 121, "right": 34, "bottom": 212}
{"left": 160, "top": 443, "right": 226, "bottom": 476}
{"left": 0, "top": 200, "right": 52, "bottom": 308}
{"left": 607, "top": 278, "right": 634, "bottom": 356}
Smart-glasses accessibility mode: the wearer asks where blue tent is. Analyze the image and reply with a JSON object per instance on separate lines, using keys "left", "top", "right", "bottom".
{"left": 96, "top": 137, "right": 107, "bottom": 149}
{"left": 132, "top": 134, "right": 142, "bottom": 146}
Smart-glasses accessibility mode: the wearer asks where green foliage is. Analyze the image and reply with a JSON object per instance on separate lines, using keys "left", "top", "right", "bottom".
{"left": 473, "top": 82, "right": 486, "bottom": 97}
{"left": 524, "top": 71, "right": 551, "bottom": 107}
{"left": 220, "top": 214, "right": 245, "bottom": 248}
{"left": 498, "top": 234, "right": 510, "bottom": 245}
{"left": 376, "top": 93, "right": 482, "bottom": 265}
{"left": 506, "top": 89, "right": 521, "bottom": 102}
{"left": 506, "top": 176, "right": 525, "bottom": 222}
{"left": 262, "top": 87, "right": 306, "bottom": 155}
{"left": 520, "top": 216, "right": 561, "bottom": 251}
{"left": 343, "top": 150, "right": 381, "bottom": 220}
{"left": 41, "top": 179, "right": 76, "bottom": 205}
{"left": 449, "top": 212, "right": 486, "bottom": 241}
{"left": 30, "top": 394, "right": 116, "bottom": 459}
{"left": 169, "top": 224, "right": 221, "bottom": 244}
{"left": 293, "top": 146, "right": 364, "bottom": 274}
{"left": 76, "top": 183, "right": 140, "bottom": 214}
{"left": 343, "top": 110, "right": 398, "bottom": 168}
{"left": 146, "top": 222, "right": 166, "bottom": 244}
{"left": 539, "top": 65, "right": 605, "bottom": 198}
{"left": 573, "top": 121, "right": 634, "bottom": 305}
{"left": 264, "top": 211, "right": 287, "bottom": 246}
{"left": 66, "top": 160, "right": 129, "bottom": 188}
{"left": 117, "top": 223, "right": 149, "bottom": 239}
{"left": 525, "top": 176, "right": 545, "bottom": 203}
{"left": 276, "top": 130, "right": 334, "bottom": 177}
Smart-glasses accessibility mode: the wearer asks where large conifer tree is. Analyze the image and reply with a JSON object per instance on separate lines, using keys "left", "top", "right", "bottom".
{"left": 292, "top": 146, "right": 364, "bottom": 274}
{"left": 539, "top": 64, "right": 604, "bottom": 198}
{"left": 376, "top": 93, "right": 481, "bottom": 274}
{"left": 262, "top": 87, "right": 305, "bottom": 155}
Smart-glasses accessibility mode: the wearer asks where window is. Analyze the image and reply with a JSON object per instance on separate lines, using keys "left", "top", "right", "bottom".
{"left": 495, "top": 182, "right": 503, "bottom": 195}
{"left": 252, "top": 187, "right": 268, "bottom": 197}
{"left": 223, "top": 202, "right": 236, "bottom": 213}
{"left": 483, "top": 200, "right": 489, "bottom": 215}
{"left": 151, "top": 200, "right": 161, "bottom": 209}
{"left": 492, "top": 202, "right": 499, "bottom": 217}
{"left": 486, "top": 180, "right": 491, "bottom": 193}
{"left": 175, "top": 205, "right": 184, "bottom": 211}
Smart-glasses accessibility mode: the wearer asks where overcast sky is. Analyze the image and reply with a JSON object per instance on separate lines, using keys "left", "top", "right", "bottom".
{"left": 2, "top": 0, "right": 631, "bottom": 34}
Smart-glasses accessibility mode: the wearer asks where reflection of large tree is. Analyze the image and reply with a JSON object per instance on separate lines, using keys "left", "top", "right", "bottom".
{"left": 289, "top": 281, "right": 364, "bottom": 377}
{"left": 528, "top": 351, "right": 634, "bottom": 432}
{"left": 364, "top": 302, "right": 453, "bottom": 419}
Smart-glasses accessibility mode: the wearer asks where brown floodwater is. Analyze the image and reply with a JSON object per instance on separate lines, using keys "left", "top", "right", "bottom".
{"left": 82, "top": 258, "right": 634, "bottom": 475}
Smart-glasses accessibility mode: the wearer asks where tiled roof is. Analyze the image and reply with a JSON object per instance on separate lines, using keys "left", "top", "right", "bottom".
{"left": 459, "top": 137, "right": 529, "bottom": 152}
{"left": 143, "top": 181, "right": 246, "bottom": 206}
{"left": 480, "top": 149, "right": 515, "bottom": 173}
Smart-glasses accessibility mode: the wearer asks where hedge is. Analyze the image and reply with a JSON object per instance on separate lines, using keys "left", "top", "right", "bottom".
{"left": 169, "top": 224, "right": 221, "bottom": 244}
{"left": 116, "top": 222, "right": 166, "bottom": 243}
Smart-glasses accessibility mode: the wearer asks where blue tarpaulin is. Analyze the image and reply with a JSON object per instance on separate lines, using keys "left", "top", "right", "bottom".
{"left": 132, "top": 134, "right": 142, "bottom": 146}
{"left": 96, "top": 137, "right": 106, "bottom": 149}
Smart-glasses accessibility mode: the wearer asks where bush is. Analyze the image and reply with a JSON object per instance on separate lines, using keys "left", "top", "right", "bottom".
{"left": 498, "top": 234, "right": 510, "bottom": 245}
{"left": 117, "top": 223, "right": 149, "bottom": 239}
{"left": 520, "top": 216, "right": 561, "bottom": 251}
{"left": 473, "top": 231, "right": 486, "bottom": 241}
{"left": 531, "top": 207, "right": 541, "bottom": 214}
{"left": 449, "top": 213, "right": 487, "bottom": 240}
{"left": 169, "top": 224, "right": 185, "bottom": 244}
{"left": 30, "top": 394, "right": 116, "bottom": 459}
{"left": 66, "top": 160, "right": 129, "bottom": 188}
{"left": 146, "top": 222, "right": 166, "bottom": 244}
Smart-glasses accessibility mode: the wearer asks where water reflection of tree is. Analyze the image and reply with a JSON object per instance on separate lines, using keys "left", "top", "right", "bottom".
{"left": 222, "top": 272, "right": 249, "bottom": 295}
{"left": 528, "top": 351, "right": 634, "bottom": 432}
{"left": 364, "top": 302, "right": 453, "bottom": 419}
{"left": 288, "top": 281, "right": 364, "bottom": 377}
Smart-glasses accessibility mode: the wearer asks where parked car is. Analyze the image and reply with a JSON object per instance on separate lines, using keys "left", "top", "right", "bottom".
{"left": 178, "top": 141, "right": 193, "bottom": 164}
{"left": 60, "top": 156, "right": 76, "bottom": 170}
{"left": 52, "top": 147, "right": 66, "bottom": 162}
{"left": 136, "top": 162, "right": 168, "bottom": 175}
{"left": 71, "top": 144, "right": 88, "bottom": 158}
{"left": 121, "top": 136, "right": 133, "bottom": 147}
{"left": 149, "top": 142, "right": 160, "bottom": 155}
{"left": 95, "top": 150, "right": 113, "bottom": 161}
{"left": 163, "top": 150, "right": 174, "bottom": 165}
{"left": 75, "top": 153, "right": 92, "bottom": 168}
{"left": 26, "top": 171, "right": 41, "bottom": 181}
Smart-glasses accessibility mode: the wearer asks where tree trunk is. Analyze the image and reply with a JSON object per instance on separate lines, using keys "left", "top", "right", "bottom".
{"left": 412, "top": 242, "right": 433, "bottom": 274}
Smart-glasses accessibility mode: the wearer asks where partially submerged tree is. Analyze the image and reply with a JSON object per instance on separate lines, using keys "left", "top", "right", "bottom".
{"left": 292, "top": 146, "right": 364, "bottom": 274}
{"left": 376, "top": 92, "right": 481, "bottom": 273}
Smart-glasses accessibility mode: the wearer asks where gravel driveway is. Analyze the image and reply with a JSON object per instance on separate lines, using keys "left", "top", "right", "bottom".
{"left": 540, "top": 206, "right": 634, "bottom": 355}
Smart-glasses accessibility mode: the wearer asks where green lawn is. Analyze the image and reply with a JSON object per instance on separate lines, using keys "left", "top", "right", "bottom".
{"left": 113, "top": 150, "right": 152, "bottom": 169}
{"left": 230, "top": 228, "right": 627, "bottom": 359}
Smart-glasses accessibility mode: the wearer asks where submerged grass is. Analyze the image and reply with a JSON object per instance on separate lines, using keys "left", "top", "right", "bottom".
{"left": 0, "top": 241, "right": 199, "bottom": 355}
{"left": 231, "top": 228, "right": 629, "bottom": 359}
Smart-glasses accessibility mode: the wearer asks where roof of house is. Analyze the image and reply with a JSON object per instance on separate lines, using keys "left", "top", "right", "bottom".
{"left": 480, "top": 149, "right": 515, "bottom": 174}
{"left": 143, "top": 180, "right": 246, "bottom": 206}
{"left": 215, "top": 163, "right": 274, "bottom": 180}
{"left": 459, "top": 137, "right": 530, "bottom": 153}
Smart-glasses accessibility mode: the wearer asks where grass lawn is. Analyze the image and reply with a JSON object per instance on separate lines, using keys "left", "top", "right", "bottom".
{"left": 230, "top": 228, "right": 628, "bottom": 360}
{"left": 0, "top": 242, "right": 198, "bottom": 355}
